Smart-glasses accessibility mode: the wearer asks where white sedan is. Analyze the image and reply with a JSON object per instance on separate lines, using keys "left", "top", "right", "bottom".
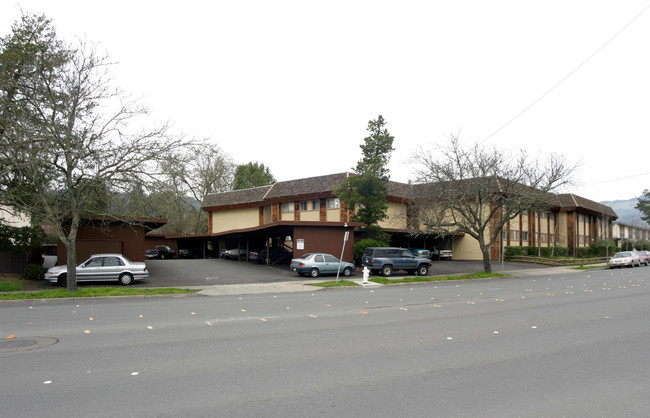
{"left": 44, "top": 254, "right": 149, "bottom": 286}
{"left": 607, "top": 251, "right": 641, "bottom": 268}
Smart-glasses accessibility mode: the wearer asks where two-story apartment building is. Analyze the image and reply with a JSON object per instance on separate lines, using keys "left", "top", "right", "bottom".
{"left": 201, "top": 173, "right": 618, "bottom": 261}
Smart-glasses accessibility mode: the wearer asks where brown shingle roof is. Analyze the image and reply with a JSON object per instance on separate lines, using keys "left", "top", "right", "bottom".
{"left": 264, "top": 173, "right": 350, "bottom": 199}
{"left": 202, "top": 185, "right": 272, "bottom": 208}
{"left": 555, "top": 194, "right": 618, "bottom": 218}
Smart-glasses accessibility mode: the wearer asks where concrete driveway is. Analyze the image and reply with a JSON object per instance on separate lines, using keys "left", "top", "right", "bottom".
{"left": 140, "top": 258, "right": 545, "bottom": 288}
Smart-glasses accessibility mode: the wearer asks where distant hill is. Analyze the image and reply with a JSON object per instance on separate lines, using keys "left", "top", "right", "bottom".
{"left": 600, "top": 197, "right": 650, "bottom": 227}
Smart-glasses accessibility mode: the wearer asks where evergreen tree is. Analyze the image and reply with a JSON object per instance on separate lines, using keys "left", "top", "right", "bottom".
{"left": 334, "top": 115, "right": 394, "bottom": 239}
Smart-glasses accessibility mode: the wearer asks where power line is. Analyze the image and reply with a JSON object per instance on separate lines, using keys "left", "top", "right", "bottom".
{"left": 481, "top": 3, "right": 650, "bottom": 144}
{"left": 587, "top": 171, "right": 650, "bottom": 186}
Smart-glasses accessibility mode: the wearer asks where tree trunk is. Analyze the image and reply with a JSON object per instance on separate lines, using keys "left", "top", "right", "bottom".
{"left": 65, "top": 239, "right": 78, "bottom": 292}
{"left": 482, "top": 248, "right": 492, "bottom": 273}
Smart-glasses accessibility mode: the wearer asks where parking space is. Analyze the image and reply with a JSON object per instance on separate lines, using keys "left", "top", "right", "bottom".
{"left": 141, "top": 258, "right": 299, "bottom": 287}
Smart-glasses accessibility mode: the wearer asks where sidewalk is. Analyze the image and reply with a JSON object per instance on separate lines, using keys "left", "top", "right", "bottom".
{"left": 194, "top": 265, "right": 589, "bottom": 296}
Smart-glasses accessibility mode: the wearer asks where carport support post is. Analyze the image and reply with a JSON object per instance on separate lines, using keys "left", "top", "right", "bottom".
{"left": 335, "top": 230, "right": 350, "bottom": 284}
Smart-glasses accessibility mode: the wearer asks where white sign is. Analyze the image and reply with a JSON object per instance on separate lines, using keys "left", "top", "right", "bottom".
{"left": 297, "top": 239, "right": 304, "bottom": 250}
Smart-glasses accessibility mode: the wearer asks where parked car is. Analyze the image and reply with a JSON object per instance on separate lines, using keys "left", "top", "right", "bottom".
{"left": 178, "top": 248, "right": 200, "bottom": 259}
{"left": 431, "top": 246, "right": 453, "bottom": 260}
{"left": 362, "top": 247, "right": 431, "bottom": 277}
{"left": 41, "top": 243, "right": 57, "bottom": 268}
{"left": 409, "top": 248, "right": 431, "bottom": 258}
{"left": 44, "top": 254, "right": 149, "bottom": 286}
{"left": 250, "top": 247, "right": 293, "bottom": 264}
{"left": 290, "top": 253, "right": 356, "bottom": 278}
{"left": 145, "top": 245, "right": 176, "bottom": 260}
{"left": 634, "top": 250, "right": 650, "bottom": 266}
{"left": 608, "top": 251, "right": 641, "bottom": 268}
{"left": 221, "top": 248, "right": 247, "bottom": 260}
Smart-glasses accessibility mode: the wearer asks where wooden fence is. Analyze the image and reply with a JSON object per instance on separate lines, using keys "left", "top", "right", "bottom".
{"left": 508, "top": 255, "right": 608, "bottom": 266}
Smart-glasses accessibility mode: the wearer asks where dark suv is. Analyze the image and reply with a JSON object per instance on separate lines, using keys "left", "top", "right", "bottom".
{"left": 362, "top": 247, "right": 431, "bottom": 277}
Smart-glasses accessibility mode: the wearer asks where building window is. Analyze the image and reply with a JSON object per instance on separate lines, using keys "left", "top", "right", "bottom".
{"left": 510, "top": 230, "right": 520, "bottom": 241}
{"left": 300, "top": 201, "right": 308, "bottom": 211}
{"left": 281, "top": 202, "right": 294, "bottom": 213}
{"left": 522, "top": 231, "right": 529, "bottom": 241}
{"left": 550, "top": 234, "right": 555, "bottom": 244}
{"left": 327, "top": 198, "right": 340, "bottom": 209}
{"left": 311, "top": 200, "right": 320, "bottom": 210}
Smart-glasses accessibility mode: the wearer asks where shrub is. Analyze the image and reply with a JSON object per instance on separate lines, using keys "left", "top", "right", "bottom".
{"left": 23, "top": 264, "right": 47, "bottom": 281}
{"left": 354, "top": 238, "right": 388, "bottom": 260}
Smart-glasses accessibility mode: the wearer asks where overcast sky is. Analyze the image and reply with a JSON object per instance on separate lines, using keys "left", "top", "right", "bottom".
{"left": 2, "top": 1, "right": 649, "bottom": 203}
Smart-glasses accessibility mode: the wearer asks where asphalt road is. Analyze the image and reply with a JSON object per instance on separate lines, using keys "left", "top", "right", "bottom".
{"left": 3, "top": 267, "right": 650, "bottom": 416}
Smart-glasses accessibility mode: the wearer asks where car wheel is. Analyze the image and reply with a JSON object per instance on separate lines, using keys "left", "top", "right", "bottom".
{"left": 381, "top": 265, "right": 393, "bottom": 277}
{"left": 417, "top": 265, "right": 429, "bottom": 276}
{"left": 119, "top": 273, "right": 134, "bottom": 285}
{"left": 310, "top": 268, "right": 319, "bottom": 278}
{"left": 160, "top": 254, "right": 165, "bottom": 260}
{"left": 57, "top": 274, "right": 67, "bottom": 287}
{"left": 342, "top": 267, "right": 352, "bottom": 277}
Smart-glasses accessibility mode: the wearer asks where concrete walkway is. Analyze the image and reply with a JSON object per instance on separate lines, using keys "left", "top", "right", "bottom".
{"left": 194, "top": 265, "right": 589, "bottom": 296}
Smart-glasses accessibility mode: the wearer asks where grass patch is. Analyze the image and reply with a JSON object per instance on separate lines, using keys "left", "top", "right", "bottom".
{"left": 370, "top": 271, "right": 507, "bottom": 284}
{"left": 0, "top": 287, "right": 196, "bottom": 300}
{"left": 309, "top": 280, "right": 359, "bottom": 287}
{"left": 0, "top": 282, "right": 22, "bottom": 292}
{"left": 571, "top": 265, "right": 608, "bottom": 270}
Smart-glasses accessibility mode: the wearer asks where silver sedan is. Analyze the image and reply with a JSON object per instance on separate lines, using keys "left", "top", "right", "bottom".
{"left": 290, "top": 253, "right": 356, "bottom": 278}
{"left": 44, "top": 254, "right": 149, "bottom": 286}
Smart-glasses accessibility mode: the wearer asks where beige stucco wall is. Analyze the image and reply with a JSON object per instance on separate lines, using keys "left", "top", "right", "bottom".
{"left": 0, "top": 206, "right": 30, "bottom": 227}
{"left": 300, "top": 211, "right": 320, "bottom": 221}
{"left": 378, "top": 202, "right": 407, "bottom": 230}
{"left": 453, "top": 234, "right": 483, "bottom": 260}
{"left": 211, "top": 208, "right": 259, "bottom": 233}
{"left": 262, "top": 206, "right": 272, "bottom": 224}
{"left": 281, "top": 211, "right": 294, "bottom": 221}
{"left": 326, "top": 209, "right": 340, "bottom": 222}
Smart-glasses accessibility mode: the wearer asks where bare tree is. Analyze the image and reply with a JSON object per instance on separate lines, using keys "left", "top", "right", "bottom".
{"left": 412, "top": 135, "right": 576, "bottom": 273}
{"left": 148, "top": 143, "right": 234, "bottom": 234}
{"left": 0, "top": 14, "right": 187, "bottom": 291}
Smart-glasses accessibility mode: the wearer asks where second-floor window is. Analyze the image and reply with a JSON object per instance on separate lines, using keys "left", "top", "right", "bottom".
{"left": 327, "top": 198, "right": 340, "bottom": 209}
{"left": 281, "top": 202, "right": 294, "bottom": 213}
{"left": 300, "top": 201, "right": 308, "bottom": 211}
{"left": 312, "top": 200, "right": 320, "bottom": 210}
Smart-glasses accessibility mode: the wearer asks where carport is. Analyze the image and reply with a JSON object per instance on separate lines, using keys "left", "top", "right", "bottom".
{"left": 208, "top": 221, "right": 362, "bottom": 265}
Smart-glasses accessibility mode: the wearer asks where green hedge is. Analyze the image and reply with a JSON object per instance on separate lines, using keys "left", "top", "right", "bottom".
{"left": 23, "top": 264, "right": 47, "bottom": 281}
{"left": 504, "top": 246, "right": 568, "bottom": 259}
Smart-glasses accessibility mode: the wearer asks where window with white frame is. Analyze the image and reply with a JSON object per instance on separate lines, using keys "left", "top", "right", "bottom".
{"left": 522, "top": 231, "right": 529, "bottom": 241}
{"left": 281, "top": 202, "right": 294, "bottom": 213}
{"left": 327, "top": 198, "right": 340, "bottom": 209}
{"left": 311, "top": 200, "right": 320, "bottom": 210}
{"left": 300, "top": 201, "right": 308, "bottom": 211}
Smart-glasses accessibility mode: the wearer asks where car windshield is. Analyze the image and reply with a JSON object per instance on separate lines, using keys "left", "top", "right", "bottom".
{"left": 297, "top": 253, "right": 314, "bottom": 259}
{"left": 614, "top": 252, "right": 632, "bottom": 258}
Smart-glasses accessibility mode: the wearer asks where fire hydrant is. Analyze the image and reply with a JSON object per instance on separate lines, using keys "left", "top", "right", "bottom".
{"left": 362, "top": 266, "right": 370, "bottom": 284}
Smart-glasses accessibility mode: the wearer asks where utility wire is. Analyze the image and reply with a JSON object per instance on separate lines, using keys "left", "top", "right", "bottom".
{"left": 481, "top": 3, "right": 650, "bottom": 144}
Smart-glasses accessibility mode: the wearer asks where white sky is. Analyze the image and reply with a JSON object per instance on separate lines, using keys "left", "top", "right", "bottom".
{"left": 2, "top": 1, "right": 650, "bottom": 203}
